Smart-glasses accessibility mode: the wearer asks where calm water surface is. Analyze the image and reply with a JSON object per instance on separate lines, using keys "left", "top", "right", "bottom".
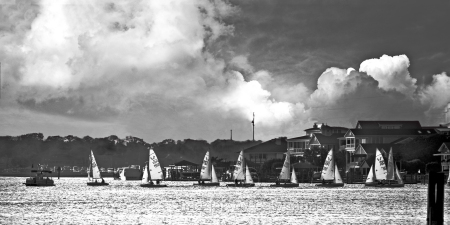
{"left": 0, "top": 177, "right": 449, "bottom": 224}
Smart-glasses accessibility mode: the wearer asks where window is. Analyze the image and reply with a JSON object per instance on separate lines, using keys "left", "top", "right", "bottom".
{"left": 346, "top": 138, "right": 355, "bottom": 148}
{"left": 361, "top": 139, "right": 366, "bottom": 144}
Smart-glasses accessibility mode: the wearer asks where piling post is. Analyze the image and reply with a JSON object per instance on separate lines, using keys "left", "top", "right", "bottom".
{"left": 427, "top": 172, "right": 445, "bottom": 225}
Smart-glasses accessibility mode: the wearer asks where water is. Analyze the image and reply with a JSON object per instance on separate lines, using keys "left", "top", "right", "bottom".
{"left": 0, "top": 177, "right": 449, "bottom": 224}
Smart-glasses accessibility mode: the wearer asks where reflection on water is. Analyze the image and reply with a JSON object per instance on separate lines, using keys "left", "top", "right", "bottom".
{"left": 0, "top": 177, "right": 449, "bottom": 224}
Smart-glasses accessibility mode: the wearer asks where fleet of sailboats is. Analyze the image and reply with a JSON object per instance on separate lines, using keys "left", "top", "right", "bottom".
{"left": 87, "top": 150, "right": 108, "bottom": 186}
{"left": 315, "top": 149, "right": 344, "bottom": 187}
{"left": 270, "top": 151, "right": 299, "bottom": 187}
{"left": 376, "top": 148, "right": 404, "bottom": 188}
{"left": 194, "top": 151, "right": 220, "bottom": 186}
{"left": 140, "top": 148, "right": 167, "bottom": 188}
{"left": 226, "top": 151, "right": 255, "bottom": 187}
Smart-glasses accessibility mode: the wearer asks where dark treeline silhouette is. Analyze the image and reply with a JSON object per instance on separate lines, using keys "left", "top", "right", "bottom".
{"left": 0, "top": 133, "right": 261, "bottom": 169}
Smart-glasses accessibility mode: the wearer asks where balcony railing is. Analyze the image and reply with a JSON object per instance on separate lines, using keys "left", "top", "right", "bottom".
{"left": 288, "top": 148, "right": 306, "bottom": 156}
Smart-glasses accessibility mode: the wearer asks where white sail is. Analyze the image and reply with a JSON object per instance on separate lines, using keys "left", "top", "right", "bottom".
{"left": 291, "top": 168, "right": 298, "bottom": 184}
{"left": 211, "top": 164, "right": 219, "bottom": 183}
{"left": 200, "top": 151, "right": 212, "bottom": 180}
{"left": 89, "top": 150, "right": 102, "bottom": 180}
{"left": 149, "top": 149, "right": 164, "bottom": 180}
{"left": 320, "top": 149, "right": 334, "bottom": 180}
{"left": 245, "top": 165, "right": 254, "bottom": 184}
{"left": 394, "top": 164, "right": 404, "bottom": 184}
{"left": 366, "top": 165, "right": 375, "bottom": 183}
{"left": 374, "top": 148, "right": 387, "bottom": 180}
{"left": 233, "top": 151, "right": 245, "bottom": 180}
{"left": 386, "top": 148, "right": 395, "bottom": 180}
{"left": 279, "top": 151, "right": 290, "bottom": 180}
{"left": 141, "top": 164, "right": 149, "bottom": 183}
{"left": 334, "top": 164, "right": 343, "bottom": 184}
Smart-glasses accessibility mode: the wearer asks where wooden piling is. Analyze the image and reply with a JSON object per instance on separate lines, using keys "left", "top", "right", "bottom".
{"left": 427, "top": 172, "right": 445, "bottom": 225}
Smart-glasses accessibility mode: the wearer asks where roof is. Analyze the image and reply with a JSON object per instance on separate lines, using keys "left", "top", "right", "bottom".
{"left": 355, "top": 121, "right": 422, "bottom": 129}
{"left": 345, "top": 129, "right": 436, "bottom": 137}
{"left": 243, "top": 137, "right": 287, "bottom": 153}
{"left": 174, "top": 160, "right": 200, "bottom": 167}
{"left": 287, "top": 135, "right": 311, "bottom": 141}
{"left": 309, "top": 133, "right": 343, "bottom": 145}
{"left": 436, "top": 142, "right": 450, "bottom": 155}
{"left": 292, "top": 162, "right": 320, "bottom": 169}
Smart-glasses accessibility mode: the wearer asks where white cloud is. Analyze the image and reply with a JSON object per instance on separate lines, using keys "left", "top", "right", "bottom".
{"left": 359, "top": 54, "right": 417, "bottom": 95}
{"left": 419, "top": 72, "right": 450, "bottom": 108}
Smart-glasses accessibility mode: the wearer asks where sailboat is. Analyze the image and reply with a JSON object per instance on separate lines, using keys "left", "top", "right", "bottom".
{"left": 140, "top": 148, "right": 167, "bottom": 188}
{"left": 376, "top": 148, "right": 404, "bottom": 188}
{"left": 87, "top": 150, "right": 109, "bottom": 186}
{"left": 194, "top": 151, "right": 220, "bottom": 186}
{"left": 226, "top": 151, "right": 255, "bottom": 187}
{"left": 365, "top": 148, "right": 387, "bottom": 186}
{"left": 315, "top": 149, "right": 344, "bottom": 187}
{"left": 270, "top": 151, "right": 299, "bottom": 187}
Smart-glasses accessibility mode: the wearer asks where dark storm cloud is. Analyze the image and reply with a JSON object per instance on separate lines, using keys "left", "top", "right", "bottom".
{"left": 224, "top": 0, "right": 450, "bottom": 87}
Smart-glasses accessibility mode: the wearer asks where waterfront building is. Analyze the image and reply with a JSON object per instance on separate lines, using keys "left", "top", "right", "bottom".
{"left": 243, "top": 137, "right": 287, "bottom": 165}
{"left": 340, "top": 121, "right": 437, "bottom": 171}
{"left": 287, "top": 123, "right": 348, "bottom": 157}
{"left": 433, "top": 142, "right": 450, "bottom": 173}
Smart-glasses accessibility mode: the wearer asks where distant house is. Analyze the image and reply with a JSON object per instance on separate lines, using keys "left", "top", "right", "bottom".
{"left": 287, "top": 123, "right": 348, "bottom": 156}
{"left": 339, "top": 120, "right": 437, "bottom": 171}
{"left": 243, "top": 137, "right": 287, "bottom": 165}
{"left": 433, "top": 142, "right": 450, "bottom": 173}
{"left": 309, "top": 133, "right": 346, "bottom": 151}
{"left": 351, "top": 143, "right": 399, "bottom": 174}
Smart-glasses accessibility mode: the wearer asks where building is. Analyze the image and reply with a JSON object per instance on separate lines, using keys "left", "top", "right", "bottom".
{"left": 340, "top": 120, "right": 437, "bottom": 171}
{"left": 309, "top": 133, "right": 346, "bottom": 151}
{"left": 243, "top": 137, "right": 287, "bottom": 165}
{"left": 287, "top": 123, "right": 348, "bottom": 156}
{"left": 433, "top": 142, "right": 450, "bottom": 173}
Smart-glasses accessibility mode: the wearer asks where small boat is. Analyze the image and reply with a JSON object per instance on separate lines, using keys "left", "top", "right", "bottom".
{"left": 375, "top": 148, "right": 404, "bottom": 188}
{"left": 365, "top": 148, "right": 386, "bottom": 186}
{"left": 194, "top": 151, "right": 220, "bottom": 186}
{"left": 87, "top": 150, "right": 109, "bottom": 186}
{"left": 24, "top": 169, "right": 55, "bottom": 186}
{"left": 270, "top": 151, "right": 299, "bottom": 187}
{"left": 316, "top": 149, "right": 344, "bottom": 187}
{"left": 226, "top": 151, "right": 255, "bottom": 187}
{"left": 140, "top": 148, "right": 167, "bottom": 188}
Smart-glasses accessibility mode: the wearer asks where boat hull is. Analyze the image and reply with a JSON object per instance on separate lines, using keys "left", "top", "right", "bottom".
{"left": 364, "top": 182, "right": 378, "bottom": 187}
{"left": 315, "top": 183, "right": 344, "bottom": 187}
{"left": 193, "top": 182, "right": 220, "bottom": 186}
{"left": 23, "top": 183, "right": 55, "bottom": 186}
{"left": 375, "top": 184, "right": 405, "bottom": 188}
{"left": 87, "top": 182, "right": 109, "bottom": 186}
{"left": 140, "top": 184, "right": 168, "bottom": 188}
{"left": 226, "top": 183, "right": 255, "bottom": 187}
{"left": 270, "top": 183, "right": 299, "bottom": 187}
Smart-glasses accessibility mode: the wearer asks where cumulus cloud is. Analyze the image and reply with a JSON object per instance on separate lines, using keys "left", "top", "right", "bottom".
{"left": 419, "top": 72, "right": 450, "bottom": 108}
{"left": 359, "top": 54, "right": 417, "bottom": 95}
{"left": 0, "top": 1, "right": 448, "bottom": 141}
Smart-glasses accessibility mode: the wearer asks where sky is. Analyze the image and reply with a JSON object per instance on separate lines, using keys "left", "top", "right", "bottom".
{"left": 0, "top": 0, "right": 450, "bottom": 142}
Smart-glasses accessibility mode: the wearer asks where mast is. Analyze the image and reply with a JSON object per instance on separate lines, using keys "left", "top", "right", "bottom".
{"left": 252, "top": 112, "right": 255, "bottom": 141}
